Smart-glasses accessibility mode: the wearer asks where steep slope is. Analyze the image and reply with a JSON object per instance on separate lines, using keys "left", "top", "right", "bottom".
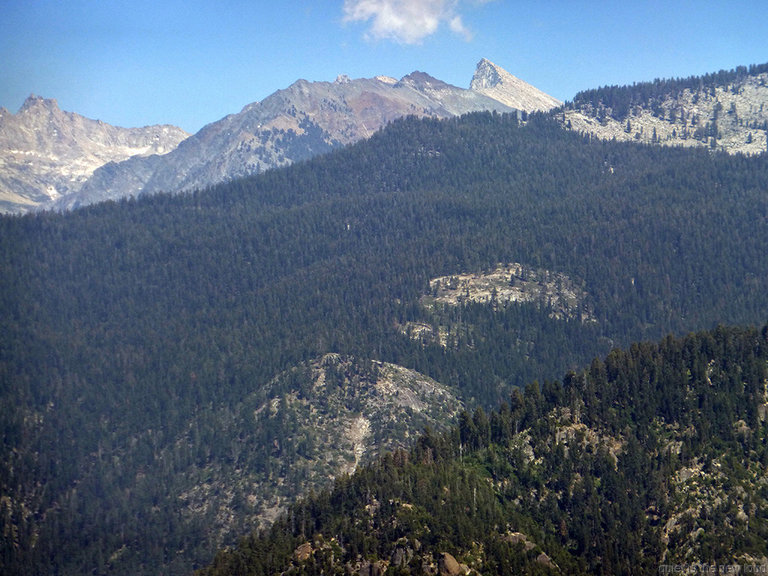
{"left": 471, "top": 58, "right": 562, "bottom": 112}
{"left": 181, "top": 354, "right": 462, "bottom": 538}
{"left": 57, "top": 68, "right": 518, "bottom": 209}
{"left": 0, "top": 96, "right": 188, "bottom": 213}
{"left": 200, "top": 326, "right": 768, "bottom": 576}
{"left": 562, "top": 63, "right": 768, "bottom": 154}
{"left": 0, "top": 346, "right": 459, "bottom": 574}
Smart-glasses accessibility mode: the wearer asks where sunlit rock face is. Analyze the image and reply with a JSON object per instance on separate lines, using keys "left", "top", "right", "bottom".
{"left": 470, "top": 58, "right": 562, "bottom": 113}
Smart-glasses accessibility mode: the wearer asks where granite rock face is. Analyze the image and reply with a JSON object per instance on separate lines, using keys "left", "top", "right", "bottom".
{"left": 562, "top": 69, "right": 768, "bottom": 155}
{"left": 470, "top": 58, "right": 562, "bottom": 113}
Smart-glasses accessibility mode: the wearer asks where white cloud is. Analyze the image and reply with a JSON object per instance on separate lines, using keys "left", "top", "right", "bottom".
{"left": 449, "top": 15, "right": 471, "bottom": 40}
{"left": 342, "top": 0, "right": 476, "bottom": 44}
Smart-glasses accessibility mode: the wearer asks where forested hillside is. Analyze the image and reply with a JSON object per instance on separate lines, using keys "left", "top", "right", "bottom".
{"left": 563, "top": 62, "right": 768, "bottom": 154}
{"left": 200, "top": 325, "right": 768, "bottom": 575}
{"left": 3, "top": 111, "right": 768, "bottom": 574}
{"left": 570, "top": 63, "right": 768, "bottom": 120}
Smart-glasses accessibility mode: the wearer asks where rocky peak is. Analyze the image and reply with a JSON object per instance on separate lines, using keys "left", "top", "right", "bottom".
{"left": 470, "top": 58, "right": 562, "bottom": 113}
{"left": 397, "top": 71, "right": 452, "bottom": 91}
{"left": 470, "top": 58, "right": 503, "bottom": 90}
{"left": 0, "top": 95, "right": 188, "bottom": 213}
{"left": 18, "top": 94, "right": 60, "bottom": 115}
{"left": 374, "top": 75, "right": 398, "bottom": 85}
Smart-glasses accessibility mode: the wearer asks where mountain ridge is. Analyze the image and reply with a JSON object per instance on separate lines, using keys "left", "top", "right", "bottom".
{"left": 199, "top": 325, "right": 768, "bottom": 576}
{"left": 4, "top": 60, "right": 768, "bottom": 214}
{"left": 562, "top": 63, "right": 768, "bottom": 154}
{"left": 0, "top": 95, "right": 188, "bottom": 212}
{"left": 52, "top": 64, "right": 526, "bottom": 210}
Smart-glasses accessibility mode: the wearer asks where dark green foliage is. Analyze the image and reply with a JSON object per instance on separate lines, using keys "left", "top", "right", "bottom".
{"left": 199, "top": 326, "right": 768, "bottom": 576}
{"left": 3, "top": 110, "right": 768, "bottom": 574}
{"left": 570, "top": 62, "right": 768, "bottom": 120}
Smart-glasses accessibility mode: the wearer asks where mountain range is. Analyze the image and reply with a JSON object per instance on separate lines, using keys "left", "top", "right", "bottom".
{"left": 4, "top": 60, "right": 767, "bottom": 215}
{"left": 0, "top": 96, "right": 188, "bottom": 212}
{"left": 3, "top": 60, "right": 768, "bottom": 576}
{"left": 1, "top": 59, "right": 557, "bottom": 213}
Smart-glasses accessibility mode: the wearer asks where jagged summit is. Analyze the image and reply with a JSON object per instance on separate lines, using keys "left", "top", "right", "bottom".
{"left": 470, "top": 58, "right": 562, "bottom": 112}
{"left": 0, "top": 96, "right": 188, "bottom": 213}
{"left": 471, "top": 59, "right": 504, "bottom": 89}
{"left": 19, "top": 94, "right": 60, "bottom": 114}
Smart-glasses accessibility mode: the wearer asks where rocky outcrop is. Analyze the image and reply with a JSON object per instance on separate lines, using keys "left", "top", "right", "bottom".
{"left": 424, "top": 263, "right": 593, "bottom": 322}
{"left": 438, "top": 552, "right": 465, "bottom": 576}
{"left": 293, "top": 542, "right": 313, "bottom": 562}
{"left": 177, "top": 354, "right": 462, "bottom": 538}
{"left": 563, "top": 70, "right": 768, "bottom": 155}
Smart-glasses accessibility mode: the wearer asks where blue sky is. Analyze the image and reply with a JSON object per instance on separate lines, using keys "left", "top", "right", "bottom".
{"left": 1, "top": 0, "right": 766, "bottom": 133}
